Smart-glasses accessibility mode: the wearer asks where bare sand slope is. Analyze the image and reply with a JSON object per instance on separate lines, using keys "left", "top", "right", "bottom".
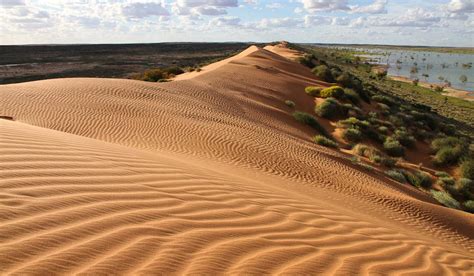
{"left": 1, "top": 46, "right": 473, "bottom": 275}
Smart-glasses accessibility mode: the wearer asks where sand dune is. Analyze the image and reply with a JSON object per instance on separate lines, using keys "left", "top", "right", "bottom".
{"left": 1, "top": 45, "right": 473, "bottom": 275}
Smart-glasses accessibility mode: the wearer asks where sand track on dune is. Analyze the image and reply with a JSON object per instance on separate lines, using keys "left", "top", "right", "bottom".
{"left": 1, "top": 45, "right": 473, "bottom": 275}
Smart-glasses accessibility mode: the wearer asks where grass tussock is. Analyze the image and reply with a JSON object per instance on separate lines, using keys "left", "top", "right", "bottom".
{"left": 313, "top": 135, "right": 338, "bottom": 148}
{"left": 292, "top": 111, "right": 329, "bottom": 138}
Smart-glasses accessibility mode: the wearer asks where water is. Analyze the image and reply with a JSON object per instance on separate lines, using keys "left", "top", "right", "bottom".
{"left": 355, "top": 48, "right": 474, "bottom": 92}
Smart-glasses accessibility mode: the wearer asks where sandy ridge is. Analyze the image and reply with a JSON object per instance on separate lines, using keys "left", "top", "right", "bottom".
{"left": 0, "top": 45, "right": 473, "bottom": 275}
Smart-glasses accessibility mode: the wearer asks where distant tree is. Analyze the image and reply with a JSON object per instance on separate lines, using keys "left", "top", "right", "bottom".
{"left": 460, "top": 75, "right": 468, "bottom": 84}
{"left": 412, "top": 79, "right": 419, "bottom": 86}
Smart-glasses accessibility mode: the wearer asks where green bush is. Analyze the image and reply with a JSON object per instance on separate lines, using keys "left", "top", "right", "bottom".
{"left": 342, "top": 128, "right": 362, "bottom": 143}
{"left": 315, "top": 98, "right": 342, "bottom": 119}
{"left": 312, "top": 65, "right": 333, "bottom": 82}
{"left": 433, "top": 146, "right": 464, "bottom": 166}
{"left": 285, "top": 100, "right": 296, "bottom": 108}
{"left": 343, "top": 88, "right": 360, "bottom": 105}
{"left": 378, "top": 126, "right": 389, "bottom": 134}
{"left": 313, "top": 135, "right": 338, "bottom": 148}
{"left": 431, "top": 190, "right": 461, "bottom": 209}
{"left": 463, "top": 200, "right": 474, "bottom": 213}
{"left": 457, "top": 178, "right": 473, "bottom": 199}
{"left": 320, "top": 86, "right": 345, "bottom": 99}
{"left": 431, "top": 136, "right": 464, "bottom": 152}
{"left": 386, "top": 170, "right": 407, "bottom": 183}
{"left": 459, "top": 159, "right": 474, "bottom": 180}
{"left": 335, "top": 72, "right": 353, "bottom": 88}
{"left": 298, "top": 54, "right": 316, "bottom": 68}
{"left": 305, "top": 86, "right": 323, "bottom": 97}
{"left": 393, "top": 129, "right": 416, "bottom": 148}
{"left": 372, "top": 95, "right": 396, "bottom": 106}
{"left": 142, "top": 69, "right": 167, "bottom": 82}
{"left": 141, "top": 67, "right": 184, "bottom": 82}
{"left": 383, "top": 137, "right": 405, "bottom": 157}
{"left": 380, "top": 156, "right": 397, "bottom": 167}
{"left": 434, "top": 171, "right": 450, "bottom": 178}
{"left": 293, "top": 111, "right": 329, "bottom": 137}
{"left": 404, "top": 170, "right": 432, "bottom": 188}
{"left": 436, "top": 177, "right": 455, "bottom": 187}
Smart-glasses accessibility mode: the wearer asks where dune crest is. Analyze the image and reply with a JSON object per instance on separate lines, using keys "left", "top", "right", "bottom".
{"left": 1, "top": 44, "right": 473, "bottom": 275}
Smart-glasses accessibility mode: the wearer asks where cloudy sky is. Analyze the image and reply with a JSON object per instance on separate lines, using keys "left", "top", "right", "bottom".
{"left": 1, "top": 0, "right": 473, "bottom": 46}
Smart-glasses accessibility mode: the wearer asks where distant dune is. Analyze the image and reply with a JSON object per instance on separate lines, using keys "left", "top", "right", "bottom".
{"left": 0, "top": 44, "right": 473, "bottom": 275}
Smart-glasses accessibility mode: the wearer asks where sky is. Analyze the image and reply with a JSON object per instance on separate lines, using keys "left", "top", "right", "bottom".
{"left": 1, "top": 0, "right": 473, "bottom": 46}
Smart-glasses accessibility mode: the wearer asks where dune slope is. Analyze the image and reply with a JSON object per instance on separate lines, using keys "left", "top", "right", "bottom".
{"left": 0, "top": 46, "right": 473, "bottom": 275}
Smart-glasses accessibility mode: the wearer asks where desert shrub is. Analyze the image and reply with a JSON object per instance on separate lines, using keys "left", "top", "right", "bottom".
{"left": 436, "top": 177, "right": 456, "bottom": 187}
{"left": 370, "top": 155, "right": 382, "bottom": 164}
{"left": 435, "top": 171, "right": 450, "bottom": 178}
{"left": 342, "top": 128, "right": 362, "bottom": 143}
{"left": 293, "top": 111, "right": 329, "bottom": 137}
{"left": 315, "top": 98, "right": 342, "bottom": 119}
{"left": 165, "top": 66, "right": 185, "bottom": 76}
{"left": 142, "top": 69, "right": 167, "bottom": 82}
{"left": 353, "top": 144, "right": 371, "bottom": 156}
{"left": 298, "top": 54, "right": 316, "bottom": 68}
{"left": 386, "top": 170, "right": 407, "bottom": 183}
{"left": 393, "top": 129, "right": 416, "bottom": 148}
{"left": 457, "top": 178, "right": 473, "bottom": 199}
{"left": 343, "top": 88, "right": 360, "bottom": 105}
{"left": 335, "top": 72, "right": 353, "bottom": 87}
{"left": 320, "top": 86, "right": 345, "bottom": 99}
{"left": 377, "top": 103, "right": 391, "bottom": 115}
{"left": 312, "top": 65, "right": 333, "bottom": 82}
{"left": 383, "top": 137, "right": 405, "bottom": 157}
{"left": 439, "top": 123, "right": 456, "bottom": 136}
{"left": 460, "top": 159, "right": 474, "bottom": 180}
{"left": 141, "top": 67, "right": 184, "bottom": 82}
{"left": 372, "top": 95, "right": 396, "bottom": 106}
{"left": 464, "top": 200, "right": 474, "bottom": 213}
{"left": 337, "top": 117, "right": 370, "bottom": 129}
{"left": 313, "top": 135, "right": 338, "bottom": 148}
{"left": 305, "top": 86, "right": 322, "bottom": 97}
{"left": 431, "top": 190, "right": 461, "bottom": 209}
{"left": 351, "top": 157, "right": 375, "bottom": 171}
{"left": 378, "top": 126, "right": 389, "bottom": 134}
{"left": 387, "top": 115, "right": 404, "bottom": 127}
{"left": 431, "top": 136, "right": 464, "bottom": 152}
{"left": 404, "top": 170, "right": 433, "bottom": 188}
{"left": 434, "top": 147, "right": 464, "bottom": 166}
{"left": 285, "top": 100, "right": 296, "bottom": 108}
{"left": 380, "top": 156, "right": 397, "bottom": 167}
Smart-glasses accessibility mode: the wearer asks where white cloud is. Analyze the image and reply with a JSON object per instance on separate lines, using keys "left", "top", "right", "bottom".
{"left": 122, "top": 2, "right": 169, "bottom": 19}
{"left": 351, "top": 0, "right": 387, "bottom": 14}
{"left": 448, "top": 0, "right": 474, "bottom": 14}
{"left": 301, "top": 0, "right": 349, "bottom": 12}
{"left": 255, "top": 17, "right": 302, "bottom": 29}
{"left": 195, "top": 6, "right": 227, "bottom": 15}
{"left": 177, "top": 0, "right": 238, "bottom": 8}
{"left": 0, "top": 0, "right": 25, "bottom": 7}
{"left": 210, "top": 16, "right": 240, "bottom": 26}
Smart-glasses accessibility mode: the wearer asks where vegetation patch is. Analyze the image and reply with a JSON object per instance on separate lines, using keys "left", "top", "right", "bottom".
{"left": 305, "top": 86, "right": 322, "bottom": 97}
{"left": 293, "top": 111, "right": 329, "bottom": 137}
{"left": 285, "top": 100, "right": 296, "bottom": 108}
{"left": 313, "top": 135, "right": 338, "bottom": 148}
{"left": 315, "top": 98, "right": 342, "bottom": 119}
{"left": 431, "top": 190, "right": 461, "bottom": 209}
{"left": 383, "top": 137, "right": 405, "bottom": 157}
{"left": 320, "top": 86, "right": 345, "bottom": 99}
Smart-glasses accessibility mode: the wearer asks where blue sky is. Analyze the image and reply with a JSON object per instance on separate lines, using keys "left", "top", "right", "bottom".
{"left": 1, "top": 0, "right": 473, "bottom": 46}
